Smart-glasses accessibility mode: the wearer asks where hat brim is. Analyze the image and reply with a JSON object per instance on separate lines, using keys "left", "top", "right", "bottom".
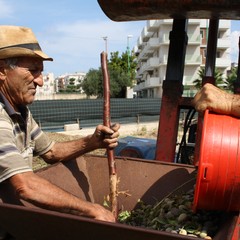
{"left": 0, "top": 47, "right": 53, "bottom": 61}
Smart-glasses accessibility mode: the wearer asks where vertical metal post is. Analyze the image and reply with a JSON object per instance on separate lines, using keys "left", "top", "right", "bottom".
{"left": 155, "top": 19, "right": 188, "bottom": 162}
{"left": 103, "top": 36, "right": 108, "bottom": 53}
{"left": 127, "top": 35, "right": 133, "bottom": 76}
{"left": 203, "top": 19, "right": 219, "bottom": 85}
{"left": 193, "top": 19, "right": 219, "bottom": 166}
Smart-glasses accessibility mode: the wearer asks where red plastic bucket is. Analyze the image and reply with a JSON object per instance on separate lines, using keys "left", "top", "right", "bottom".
{"left": 193, "top": 110, "right": 240, "bottom": 212}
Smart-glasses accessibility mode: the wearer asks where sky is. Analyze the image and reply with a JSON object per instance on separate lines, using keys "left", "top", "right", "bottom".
{"left": 0, "top": 0, "right": 239, "bottom": 77}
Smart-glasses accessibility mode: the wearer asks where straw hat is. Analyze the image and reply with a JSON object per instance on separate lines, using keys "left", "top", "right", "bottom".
{"left": 0, "top": 25, "right": 53, "bottom": 61}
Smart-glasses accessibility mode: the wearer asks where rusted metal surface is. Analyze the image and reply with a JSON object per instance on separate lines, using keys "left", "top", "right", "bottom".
{"left": 101, "top": 51, "right": 118, "bottom": 218}
{"left": 155, "top": 19, "right": 188, "bottom": 162}
{"left": 0, "top": 155, "right": 238, "bottom": 239}
{"left": 0, "top": 202, "right": 237, "bottom": 240}
{"left": 0, "top": 1, "right": 238, "bottom": 239}
{"left": 97, "top": 0, "right": 240, "bottom": 21}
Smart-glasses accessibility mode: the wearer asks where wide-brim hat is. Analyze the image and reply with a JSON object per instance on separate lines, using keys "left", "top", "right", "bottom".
{"left": 0, "top": 25, "right": 53, "bottom": 61}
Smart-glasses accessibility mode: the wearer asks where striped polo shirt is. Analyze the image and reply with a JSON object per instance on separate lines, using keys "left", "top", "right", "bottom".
{"left": 0, "top": 93, "right": 54, "bottom": 183}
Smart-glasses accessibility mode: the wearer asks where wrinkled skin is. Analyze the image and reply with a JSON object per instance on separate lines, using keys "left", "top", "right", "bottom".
{"left": 192, "top": 83, "right": 240, "bottom": 117}
{"left": 0, "top": 57, "right": 44, "bottom": 111}
{"left": 0, "top": 57, "right": 120, "bottom": 222}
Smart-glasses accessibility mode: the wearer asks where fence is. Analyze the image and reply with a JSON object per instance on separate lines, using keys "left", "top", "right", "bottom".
{"left": 29, "top": 98, "right": 162, "bottom": 131}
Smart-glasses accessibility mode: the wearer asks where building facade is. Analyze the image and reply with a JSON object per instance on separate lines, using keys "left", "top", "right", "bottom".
{"left": 35, "top": 72, "right": 55, "bottom": 100}
{"left": 55, "top": 72, "right": 86, "bottom": 93}
{"left": 35, "top": 72, "right": 88, "bottom": 100}
{"left": 133, "top": 19, "right": 231, "bottom": 98}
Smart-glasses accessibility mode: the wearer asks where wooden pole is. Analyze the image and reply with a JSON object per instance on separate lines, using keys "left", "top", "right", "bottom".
{"left": 100, "top": 52, "right": 118, "bottom": 219}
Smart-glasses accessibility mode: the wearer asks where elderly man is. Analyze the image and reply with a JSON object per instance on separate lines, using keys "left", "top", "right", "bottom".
{"left": 0, "top": 25, "right": 120, "bottom": 222}
{"left": 192, "top": 83, "right": 240, "bottom": 117}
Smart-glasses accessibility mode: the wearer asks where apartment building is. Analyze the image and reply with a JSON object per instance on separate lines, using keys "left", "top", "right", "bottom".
{"left": 133, "top": 19, "right": 231, "bottom": 98}
{"left": 35, "top": 72, "right": 55, "bottom": 99}
{"left": 55, "top": 72, "right": 86, "bottom": 93}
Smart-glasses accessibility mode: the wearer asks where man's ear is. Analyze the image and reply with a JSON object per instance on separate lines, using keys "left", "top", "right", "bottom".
{"left": 0, "top": 60, "right": 6, "bottom": 81}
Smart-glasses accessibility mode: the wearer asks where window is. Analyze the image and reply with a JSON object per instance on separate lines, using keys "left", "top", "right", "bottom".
{"left": 216, "top": 51, "right": 221, "bottom": 58}
{"left": 204, "top": 49, "right": 207, "bottom": 58}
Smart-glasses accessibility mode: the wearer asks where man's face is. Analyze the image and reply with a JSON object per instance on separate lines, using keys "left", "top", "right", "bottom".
{"left": 1, "top": 57, "right": 44, "bottom": 110}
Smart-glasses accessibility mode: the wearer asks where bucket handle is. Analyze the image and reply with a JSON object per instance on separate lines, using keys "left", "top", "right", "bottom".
{"left": 201, "top": 163, "right": 213, "bottom": 182}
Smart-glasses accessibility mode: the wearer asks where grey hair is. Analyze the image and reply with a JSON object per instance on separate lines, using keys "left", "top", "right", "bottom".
{"left": 4, "top": 58, "right": 19, "bottom": 69}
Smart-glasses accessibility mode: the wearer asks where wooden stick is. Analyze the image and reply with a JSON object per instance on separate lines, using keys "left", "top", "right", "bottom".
{"left": 100, "top": 52, "right": 118, "bottom": 219}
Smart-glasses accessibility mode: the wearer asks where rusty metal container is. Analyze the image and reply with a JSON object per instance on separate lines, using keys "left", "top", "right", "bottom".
{"left": 97, "top": 0, "right": 240, "bottom": 21}
{"left": 0, "top": 155, "right": 238, "bottom": 240}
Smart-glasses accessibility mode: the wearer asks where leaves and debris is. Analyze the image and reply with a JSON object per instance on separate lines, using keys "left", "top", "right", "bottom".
{"left": 118, "top": 188, "right": 223, "bottom": 239}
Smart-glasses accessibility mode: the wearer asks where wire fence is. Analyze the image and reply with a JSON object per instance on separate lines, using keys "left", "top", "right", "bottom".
{"left": 29, "top": 98, "right": 162, "bottom": 131}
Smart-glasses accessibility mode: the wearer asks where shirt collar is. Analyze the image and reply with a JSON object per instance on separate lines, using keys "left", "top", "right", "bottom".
{"left": 0, "top": 92, "right": 28, "bottom": 118}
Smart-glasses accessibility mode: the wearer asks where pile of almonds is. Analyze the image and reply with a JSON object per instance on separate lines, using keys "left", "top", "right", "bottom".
{"left": 118, "top": 188, "right": 223, "bottom": 239}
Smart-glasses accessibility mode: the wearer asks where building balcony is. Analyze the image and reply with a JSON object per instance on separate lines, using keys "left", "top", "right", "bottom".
{"left": 217, "top": 38, "right": 231, "bottom": 49}
{"left": 133, "top": 45, "right": 140, "bottom": 55}
{"left": 188, "top": 19, "right": 201, "bottom": 25}
{"left": 216, "top": 58, "right": 231, "bottom": 68}
{"left": 145, "top": 77, "right": 160, "bottom": 88}
{"left": 133, "top": 77, "right": 160, "bottom": 92}
{"left": 147, "top": 20, "right": 161, "bottom": 32}
{"left": 200, "top": 19, "right": 230, "bottom": 29}
{"left": 159, "top": 33, "right": 170, "bottom": 44}
{"left": 159, "top": 54, "right": 168, "bottom": 64}
{"left": 141, "top": 26, "right": 152, "bottom": 41}
{"left": 136, "top": 63, "right": 145, "bottom": 76}
{"left": 160, "top": 19, "right": 174, "bottom": 25}
{"left": 141, "top": 57, "right": 160, "bottom": 72}
{"left": 185, "top": 55, "right": 201, "bottom": 65}
{"left": 138, "top": 38, "right": 160, "bottom": 58}
{"left": 188, "top": 34, "right": 201, "bottom": 44}
{"left": 133, "top": 82, "right": 145, "bottom": 92}
{"left": 144, "top": 38, "right": 160, "bottom": 52}
{"left": 219, "top": 20, "right": 231, "bottom": 29}
{"left": 136, "top": 69, "right": 143, "bottom": 79}
{"left": 137, "top": 36, "right": 143, "bottom": 48}
{"left": 137, "top": 43, "right": 149, "bottom": 61}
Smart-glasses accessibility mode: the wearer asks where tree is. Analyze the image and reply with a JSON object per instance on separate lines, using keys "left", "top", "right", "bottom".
{"left": 81, "top": 68, "right": 103, "bottom": 98}
{"left": 66, "top": 78, "right": 77, "bottom": 92}
{"left": 193, "top": 67, "right": 226, "bottom": 90}
{"left": 81, "top": 51, "right": 136, "bottom": 98}
{"left": 225, "top": 66, "right": 237, "bottom": 93}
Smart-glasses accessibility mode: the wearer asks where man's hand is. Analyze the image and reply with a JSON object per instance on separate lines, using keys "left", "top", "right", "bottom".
{"left": 42, "top": 123, "right": 120, "bottom": 163}
{"left": 90, "top": 203, "right": 116, "bottom": 222}
{"left": 90, "top": 123, "right": 120, "bottom": 149}
{"left": 192, "top": 83, "right": 233, "bottom": 115}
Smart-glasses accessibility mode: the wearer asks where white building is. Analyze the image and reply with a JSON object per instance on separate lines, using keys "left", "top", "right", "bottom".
{"left": 133, "top": 19, "right": 231, "bottom": 98}
{"left": 55, "top": 72, "right": 86, "bottom": 93}
{"left": 36, "top": 72, "right": 55, "bottom": 99}
{"left": 35, "top": 72, "right": 88, "bottom": 100}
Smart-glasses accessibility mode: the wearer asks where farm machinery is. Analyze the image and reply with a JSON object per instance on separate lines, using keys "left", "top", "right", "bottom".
{"left": 0, "top": 1, "right": 240, "bottom": 239}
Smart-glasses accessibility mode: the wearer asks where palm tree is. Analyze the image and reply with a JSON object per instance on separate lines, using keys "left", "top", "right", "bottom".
{"left": 225, "top": 67, "right": 237, "bottom": 93}
{"left": 193, "top": 67, "right": 226, "bottom": 90}
{"left": 193, "top": 67, "right": 205, "bottom": 90}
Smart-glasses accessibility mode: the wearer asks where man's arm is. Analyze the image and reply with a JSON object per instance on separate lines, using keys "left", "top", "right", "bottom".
{"left": 41, "top": 123, "right": 120, "bottom": 164}
{"left": 192, "top": 83, "right": 240, "bottom": 117}
{"left": 8, "top": 171, "right": 115, "bottom": 222}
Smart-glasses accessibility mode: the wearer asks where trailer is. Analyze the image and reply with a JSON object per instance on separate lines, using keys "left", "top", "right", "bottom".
{"left": 0, "top": 0, "right": 239, "bottom": 239}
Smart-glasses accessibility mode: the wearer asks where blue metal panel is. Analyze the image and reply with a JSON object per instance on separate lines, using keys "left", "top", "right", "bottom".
{"left": 114, "top": 136, "right": 156, "bottom": 160}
